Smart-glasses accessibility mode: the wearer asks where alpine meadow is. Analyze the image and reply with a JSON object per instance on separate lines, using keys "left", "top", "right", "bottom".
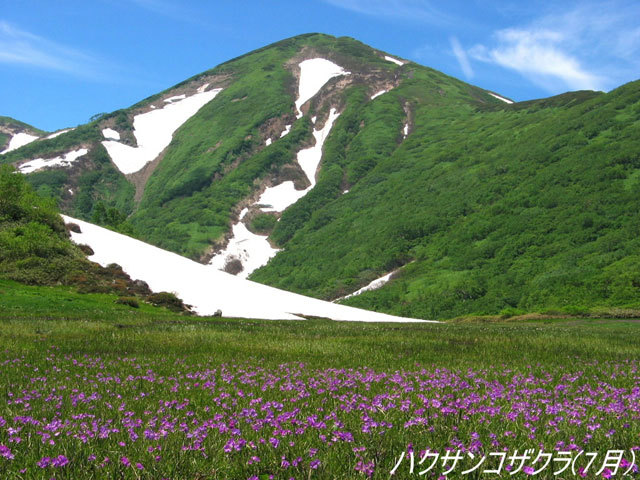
{"left": 1, "top": 28, "right": 640, "bottom": 480}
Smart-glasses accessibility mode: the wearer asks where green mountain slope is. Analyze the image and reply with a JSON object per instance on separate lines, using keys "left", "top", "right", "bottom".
{"left": 0, "top": 164, "right": 137, "bottom": 288}
{"left": 130, "top": 34, "right": 406, "bottom": 257}
{"left": 253, "top": 81, "right": 640, "bottom": 317}
{"left": 0, "top": 165, "right": 192, "bottom": 313}
{"left": 3, "top": 33, "right": 640, "bottom": 319}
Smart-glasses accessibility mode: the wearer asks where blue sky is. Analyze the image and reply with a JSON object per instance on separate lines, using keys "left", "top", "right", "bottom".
{"left": 1, "top": 0, "right": 638, "bottom": 131}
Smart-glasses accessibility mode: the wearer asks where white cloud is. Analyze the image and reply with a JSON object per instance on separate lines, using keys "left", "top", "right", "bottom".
{"left": 322, "top": 0, "right": 455, "bottom": 25}
{"left": 450, "top": 36, "right": 473, "bottom": 79}
{"left": 0, "top": 21, "right": 109, "bottom": 79}
{"left": 470, "top": 28, "right": 605, "bottom": 92}
{"left": 469, "top": 1, "right": 640, "bottom": 93}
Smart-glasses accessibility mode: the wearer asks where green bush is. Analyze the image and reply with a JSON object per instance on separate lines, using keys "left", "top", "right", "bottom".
{"left": 115, "top": 296, "right": 139, "bottom": 308}
{"left": 147, "top": 292, "right": 190, "bottom": 313}
{"left": 249, "top": 213, "right": 277, "bottom": 233}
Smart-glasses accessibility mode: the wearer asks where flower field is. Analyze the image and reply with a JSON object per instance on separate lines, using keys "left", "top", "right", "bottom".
{"left": 1, "top": 281, "right": 640, "bottom": 478}
{"left": 1, "top": 353, "right": 640, "bottom": 478}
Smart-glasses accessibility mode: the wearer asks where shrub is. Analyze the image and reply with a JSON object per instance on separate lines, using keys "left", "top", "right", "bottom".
{"left": 499, "top": 307, "right": 526, "bottom": 319}
{"left": 250, "top": 213, "right": 277, "bottom": 234}
{"left": 77, "top": 244, "right": 94, "bottom": 255}
{"left": 147, "top": 292, "right": 190, "bottom": 313}
{"left": 115, "top": 296, "right": 139, "bottom": 308}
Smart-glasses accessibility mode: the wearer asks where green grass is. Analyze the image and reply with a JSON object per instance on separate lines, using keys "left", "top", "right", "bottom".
{"left": 2, "top": 278, "right": 639, "bottom": 369}
{"left": 0, "top": 278, "right": 178, "bottom": 323}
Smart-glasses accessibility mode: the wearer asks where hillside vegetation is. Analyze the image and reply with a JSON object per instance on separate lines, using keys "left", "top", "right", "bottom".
{"left": 0, "top": 167, "right": 190, "bottom": 312}
{"left": 0, "top": 164, "right": 87, "bottom": 285}
{"left": 130, "top": 34, "right": 400, "bottom": 257}
{"left": 254, "top": 82, "right": 640, "bottom": 318}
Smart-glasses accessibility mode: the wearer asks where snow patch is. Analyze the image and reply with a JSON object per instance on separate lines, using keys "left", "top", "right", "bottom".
{"left": 265, "top": 138, "right": 272, "bottom": 146}
{"left": 46, "top": 128, "right": 73, "bottom": 140}
{"left": 403, "top": 123, "right": 409, "bottom": 138}
{"left": 62, "top": 215, "right": 430, "bottom": 322}
{"left": 298, "top": 108, "right": 339, "bottom": 186}
{"left": 488, "top": 92, "right": 514, "bottom": 104}
{"left": 197, "top": 83, "right": 210, "bottom": 93}
{"left": 18, "top": 148, "right": 88, "bottom": 174}
{"left": 102, "top": 86, "right": 222, "bottom": 174}
{"left": 68, "top": 189, "right": 73, "bottom": 195}
{"left": 280, "top": 125, "right": 291, "bottom": 138}
{"left": 208, "top": 220, "right": 280, "bottom": 280}
{"left": 164, "top": 94, "right": 186, "bottom": 103}
{"left": 1, "top": 132, "right": 39, "bottom": 154}
{"left": 311, "top": 116, "right": 317, "bottom": 124}
{"left": 343, "top": 189, "right": 349, "bottom": 194}
{"left": 371, "top": 90, "right": 387, "bottom": 100}
{"left": 295, "top": 58, "right": 350, "bottom": 118}
{"left": 338, "top": 271, "right": 397, "bottom": 301}
{"left": 258, "top": 182, "right": 307, "bottom": 213}
{"left": 101, "top": 128, "right": 120, "bottom": 140}
{"left": 384, "top": 55, "right": 405, "bottom": 66}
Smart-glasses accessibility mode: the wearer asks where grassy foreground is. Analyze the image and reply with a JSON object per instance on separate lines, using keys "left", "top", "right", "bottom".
{"left": 1, "top": 280, "right": 639, "bottom": 478}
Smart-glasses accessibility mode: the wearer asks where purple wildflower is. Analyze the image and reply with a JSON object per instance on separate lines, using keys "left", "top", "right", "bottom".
{"left": 0, "top": 445, "right": 14, "bottom": 460}
{"left": 52, "top": 455, "right": 69, "bottom": 467}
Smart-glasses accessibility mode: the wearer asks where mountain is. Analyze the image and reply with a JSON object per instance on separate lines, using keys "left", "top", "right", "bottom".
{"left": 2, "top": 33, "right": 640, "bottom": 319}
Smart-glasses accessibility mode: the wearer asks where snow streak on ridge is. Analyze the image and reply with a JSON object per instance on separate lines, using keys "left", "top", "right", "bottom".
{"left": 488, "top": 92, "right": 514, "bottom": 104}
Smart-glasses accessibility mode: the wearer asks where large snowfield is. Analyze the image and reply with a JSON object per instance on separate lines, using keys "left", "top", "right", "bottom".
{"left": 62, "top": 215, "right": 430, "bottom": 323}
{"left": 102, "top": 86, "right": 222, "bottom": 174}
